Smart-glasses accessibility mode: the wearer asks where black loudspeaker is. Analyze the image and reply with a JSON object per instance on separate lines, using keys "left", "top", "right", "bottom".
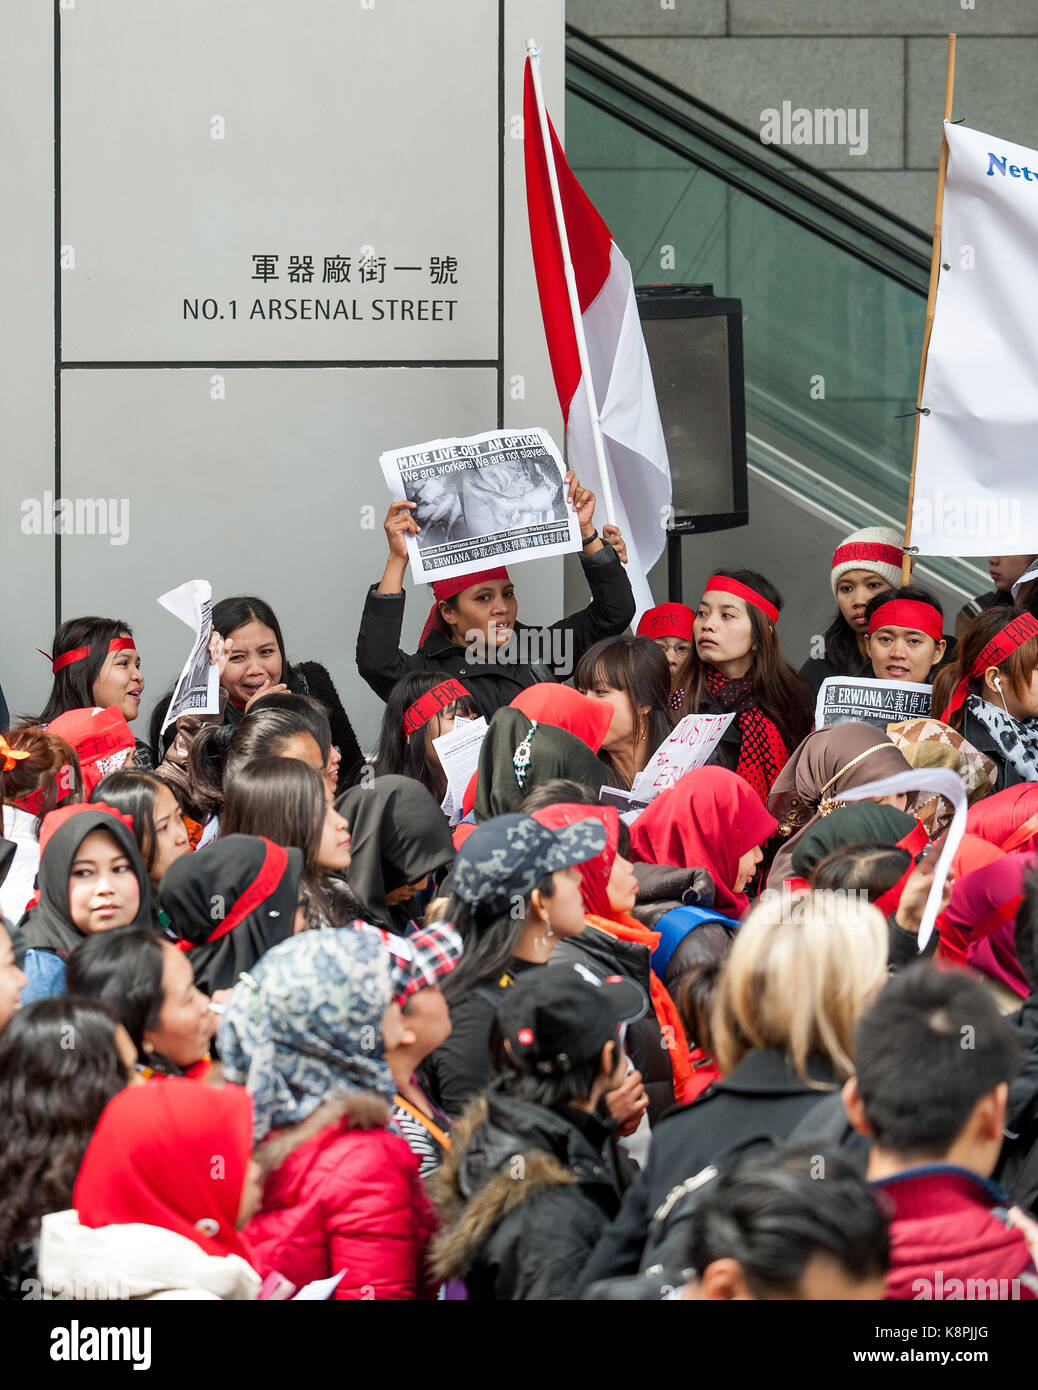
{"left": 636, "top": 284, "right": 747, "bottom": 534}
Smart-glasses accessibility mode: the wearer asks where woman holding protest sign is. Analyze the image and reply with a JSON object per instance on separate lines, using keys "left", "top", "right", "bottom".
{"left": 672, "top": 568, "right": 813, "bottom": 800}
{"left": 574, "top": 636, "right": 673, "bottom": 791}
{"left": 357, "top": 472, "right": 636, "bottom": 722}
{"left": 373, "top": 672, "right": 480, "bottom": 804}
{"left": 861, "top": 585, "right": 952, "bottom": 688}
{"left": 798, "top": 526, "right": 904, "bottom": 698}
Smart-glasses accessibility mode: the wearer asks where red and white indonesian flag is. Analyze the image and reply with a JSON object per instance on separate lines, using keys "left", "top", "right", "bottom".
{"left": 523, "top": 59, "right": 671, "bottom": 620}
{"left": 911, "top": 121, "right": 1038, "bottom": 556}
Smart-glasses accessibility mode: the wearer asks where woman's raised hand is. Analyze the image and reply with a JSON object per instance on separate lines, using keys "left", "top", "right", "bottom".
{"left": 563, "top": 471, "right": 597, "bottom": 535}
{"left": 384, "top": 500, "right": 420, "bottom": 562}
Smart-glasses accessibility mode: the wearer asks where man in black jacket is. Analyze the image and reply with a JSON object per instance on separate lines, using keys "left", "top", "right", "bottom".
{"left": 358, "top": 479, "right": 636, "bottom": 721}
{"left": 428, "top": 961, "right": 646, "bottom": 1300}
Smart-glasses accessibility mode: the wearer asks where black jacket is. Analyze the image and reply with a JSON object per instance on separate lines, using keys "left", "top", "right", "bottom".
{"left": 420, "top": 958, "right": 541, "bottom": 1120}
{"left": 799, "top": 652, "right": 872, "bottom": 700}
{"left": 356, "top": 545, "right": 636, "bottom": 720}
{"left": 576, "top": 1047, "right": 849, "bottom": 1290}
{"left": 550, "top": 925, "right": 676, "bottom": 1126}
{"left": 429, "top": 1086, "right": 623, "bottom": 1300}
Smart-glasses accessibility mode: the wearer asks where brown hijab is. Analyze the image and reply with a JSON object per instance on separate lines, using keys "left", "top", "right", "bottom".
{"left": 766, "top": 723, "right": 912, "bottom": 886}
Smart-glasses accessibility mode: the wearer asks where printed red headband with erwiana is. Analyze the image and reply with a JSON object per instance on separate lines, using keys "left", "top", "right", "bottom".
{"left": 39, "top": 637, "right": 137, "bottom": 674}
{"left": 831, "top": 541, "right": 903, "bottom": 571}
{"left": 866, "top": 599, "right": 944, "bottom": 644}
{"left": 701, "top": 575, "right": 779, "bottom": 625}
{"left": 939, "top": 611, "right": 1038, "bottom": 722}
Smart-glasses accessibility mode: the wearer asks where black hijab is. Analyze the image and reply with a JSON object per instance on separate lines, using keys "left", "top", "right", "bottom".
{"left": 17, "top": 806, "right": 152, "bottom": 956}
{"left": 336, "top": 774, "right": 454, "bottom": 934}
{"left": 157, "top": 833, "right": 303, "bottom": 994}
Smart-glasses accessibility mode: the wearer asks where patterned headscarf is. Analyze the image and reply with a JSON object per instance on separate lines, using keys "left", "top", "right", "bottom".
{"left": 217, "top": 928, "right": 396, "bottom": 1144}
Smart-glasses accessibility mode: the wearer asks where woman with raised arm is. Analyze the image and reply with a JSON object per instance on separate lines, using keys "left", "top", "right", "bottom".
{"left": 357, "top": 472, "right": 636, "bottom": 722}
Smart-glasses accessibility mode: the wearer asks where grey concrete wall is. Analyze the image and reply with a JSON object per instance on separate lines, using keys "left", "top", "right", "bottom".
{"left": 566, "top": 0, "right": 1038, "bottom": 230}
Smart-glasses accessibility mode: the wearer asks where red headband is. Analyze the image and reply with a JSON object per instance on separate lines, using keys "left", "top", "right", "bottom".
{"left": 939, "top": 612, "right": 1038, "bottom": 723}
{"left": 636, "top": 603, "right": 694, "bottom": 643}
{"left": 832, "top": 542, "right": 902, "bottom": 571}
{"left": 47, "top": 637, "right": 137, "bottom": 674}
{"left": 867, "top": 600, "right": 944, "bottom": 644}
{"left": 11, "top": 768, "right": 75, "bottom": 819}
{"left": 874, "top": 821, "right": 930, "bottom": 917}
{"left": 702, "top": 576, "right": 778, "bottom": 625}
{"left": 420, "top": 568, "right": 513, "bottom": 645}
{"left": 431, "top": 567, "right": 510, "bottom": 603}
{"left": 403, "top": 678, "right": 471, "bottom": 736}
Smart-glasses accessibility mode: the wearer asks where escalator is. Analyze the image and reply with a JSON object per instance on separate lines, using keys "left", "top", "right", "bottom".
{"left": 564, "top": 27, "right": 986, "bottom": 607}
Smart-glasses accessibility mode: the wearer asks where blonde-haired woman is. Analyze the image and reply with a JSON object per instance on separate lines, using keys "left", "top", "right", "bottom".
{"left": 577, "top": 892, "right": 887, "bottom": 1289}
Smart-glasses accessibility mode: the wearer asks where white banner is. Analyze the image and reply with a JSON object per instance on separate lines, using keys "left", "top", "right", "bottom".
{"left": 911, "top": 121, "right": 1038, "bottom": 557}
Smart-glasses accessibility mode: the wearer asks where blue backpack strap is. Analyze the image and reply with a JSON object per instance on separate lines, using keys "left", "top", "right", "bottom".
{"left": 651, "top": 905, "right": 732, "bottom": 978}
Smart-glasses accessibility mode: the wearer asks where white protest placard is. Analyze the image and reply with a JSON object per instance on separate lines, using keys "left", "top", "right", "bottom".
{"left": 910, "top": 122, "right": 1038, "bottom": 556}
{"left": 379, "top": 427, "right": 581, "bottom": 585}
{"left": 815, "top": 677, "right": 932, "bottom": 730}
{"left": 432, "top": 716, "right": 487, "bottom": 826}
{"left": 630, "top": 712, "right": 734, "bottom": 802}
{"left": 157, "top": 579, "right": 221, "bottom": 734}
{"left": 838, "top": 767, "right": 967, "bottom": 951}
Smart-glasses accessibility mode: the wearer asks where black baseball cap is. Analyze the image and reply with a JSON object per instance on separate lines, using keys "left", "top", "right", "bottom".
{"left": 498, "top": 959, "right": 647, "bottom": 1076}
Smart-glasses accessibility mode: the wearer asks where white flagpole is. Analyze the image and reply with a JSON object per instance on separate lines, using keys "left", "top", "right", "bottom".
{"left": 526, "top": 38, "right": 618, "bottom": 528}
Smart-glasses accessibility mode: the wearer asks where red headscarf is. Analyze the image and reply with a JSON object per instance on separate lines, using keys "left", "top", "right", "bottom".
{"left": 935, "top": 850, "right": 1033, "bottom": 970}
{"left": 629, "top": 765, "right": 778, "bottom": 918}
{"left": 531, "top": 802, "right": 693, "bottom": 1103}
{"left": 966, "top": 783, "right": 1038, "bottom": 855}
{"left": 531, "top": 803, "right": 618, "bottom": 919}
{"left": 419, "top": 567, "right": 511, "bottom": 645}
{"left": 74, "top": 1080, "right": 256, "bottom": 1264}
{"left": 510, "top": 684, "right": 614, "bottom": 755}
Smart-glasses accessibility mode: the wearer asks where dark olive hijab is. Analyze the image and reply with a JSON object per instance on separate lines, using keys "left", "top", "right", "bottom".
{"left": 472, "top": 709, "right": 608, "bottom": 822}
{"left": 790, "top": 802, "right": 918, "bottom": 880}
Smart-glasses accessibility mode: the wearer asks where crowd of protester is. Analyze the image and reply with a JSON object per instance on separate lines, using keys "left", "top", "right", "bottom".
{"left": 2, "top": 497, "right": 1038, "bottom": 1301}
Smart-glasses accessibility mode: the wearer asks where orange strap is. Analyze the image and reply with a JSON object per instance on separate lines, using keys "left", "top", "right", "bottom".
{"left": 394, "top": 1095, "right": 451, "bottom": 1150}
{"left": 1000, "top": 811, "right": 1038, "bottom": 855}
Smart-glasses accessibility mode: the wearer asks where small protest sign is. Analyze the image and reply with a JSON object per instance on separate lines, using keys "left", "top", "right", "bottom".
{"left": 157, "top": 579, "right": 221, "bottom": 734}
{"left": 379, "top": 427, "right": 581, "bottom": 585}
{"left": 815, "top": 677, "right": 932, "bottom": 730}
{"left": 630, "top": 712, "right": 735, "bottom": 802}
{"left": 432, "top": 716, "right": 487, "bottom": 826}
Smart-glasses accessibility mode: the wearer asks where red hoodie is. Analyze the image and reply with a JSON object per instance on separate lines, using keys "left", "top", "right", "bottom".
{"left": 872, "top": 1165, "right": 1038, "bottom": 1301}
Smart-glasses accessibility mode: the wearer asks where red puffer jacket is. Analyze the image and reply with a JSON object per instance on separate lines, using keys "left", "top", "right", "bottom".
{"left": 873, "top": 1165, "right": 1038, "bottom": 1301}
{"left": 246, "top": 1093, "right": 439, "bottom": 1301}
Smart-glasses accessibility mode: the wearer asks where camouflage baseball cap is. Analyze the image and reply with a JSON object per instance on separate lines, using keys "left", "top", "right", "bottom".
{"left": 453, "top": 812, "right": 607, "bottom": 914}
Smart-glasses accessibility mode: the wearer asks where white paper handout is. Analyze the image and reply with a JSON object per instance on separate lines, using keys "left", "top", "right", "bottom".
{"left": 630, "top": 712, "right": 734, "bottom": 802}
{"left": 838, "top": 767, "right": 967, "bottom": 951}
{"left": 432, "top": 716, "right": 488, "bottom": 825}
{"left": 291, "top": 1269, "right": 347, "bottom": 1301}
{"left": 379, "top": 427, "right": 582, "bottom": 585}
{"left": 157, "top": 579, "right": 221, "bottom": 734}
